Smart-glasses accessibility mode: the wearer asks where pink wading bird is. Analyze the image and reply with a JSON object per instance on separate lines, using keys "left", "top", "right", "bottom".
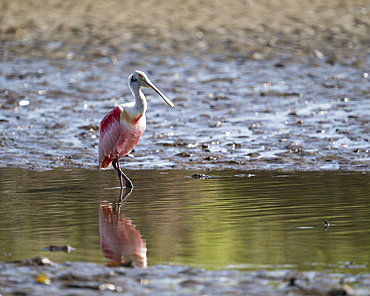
{"left": 99, "top": 71, "right": 174, "bottom": 199}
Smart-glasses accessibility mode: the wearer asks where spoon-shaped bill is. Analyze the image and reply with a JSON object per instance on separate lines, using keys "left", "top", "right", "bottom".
{"left": 145, "top": 78, "right": 174, "bottom": 108}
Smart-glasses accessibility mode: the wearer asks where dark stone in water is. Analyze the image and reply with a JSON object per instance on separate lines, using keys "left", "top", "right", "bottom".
{"left": 191, "top": 173, "right": 208, "bottom": 179}
{"left": 11, "top": 256, "right": 55, "bottom": 266}
{"left": 41, "top": 245, "right": 75, "bottom": 253}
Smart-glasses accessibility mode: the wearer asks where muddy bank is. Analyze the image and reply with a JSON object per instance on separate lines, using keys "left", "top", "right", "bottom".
{"left": 1, "top": 0, "right": 370, "bottom": 62}
{"left": 2, "top": 256, "right": 368, "bottom": 296}
{"left": 1, "top": 58, "right": 369, "bottom": 171}
{"left": 0, "top": 0, "right": 370, "bottom": 171}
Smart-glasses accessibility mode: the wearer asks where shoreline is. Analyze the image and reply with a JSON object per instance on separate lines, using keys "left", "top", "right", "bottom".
{"left": 0, "top": 256, "right": 364, "bottom": 296}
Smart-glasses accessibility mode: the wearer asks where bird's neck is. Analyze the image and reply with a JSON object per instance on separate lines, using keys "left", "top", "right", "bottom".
{"left": 130, "top": 84, "right": 147, "bottom": 116}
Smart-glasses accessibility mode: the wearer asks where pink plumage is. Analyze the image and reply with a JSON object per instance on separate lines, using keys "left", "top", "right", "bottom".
{"left": 99, "top": 106, "right": 146, "bottom": 170}
{"left": 98, "top": 70, "right": 174, "bottom": 195}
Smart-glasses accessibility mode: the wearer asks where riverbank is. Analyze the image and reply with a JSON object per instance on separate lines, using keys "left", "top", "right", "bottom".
{"left": 1, "top": 256, "right": 365, "bottom": 295}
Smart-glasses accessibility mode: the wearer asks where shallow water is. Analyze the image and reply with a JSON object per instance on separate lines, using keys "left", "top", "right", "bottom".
{"left": 1, "top": 167, "right": 369, "bottom": 273}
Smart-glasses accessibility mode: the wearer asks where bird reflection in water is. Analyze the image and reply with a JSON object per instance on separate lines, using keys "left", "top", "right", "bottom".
{"left": 99, "top": 188, "right": 147, "bottom": 268}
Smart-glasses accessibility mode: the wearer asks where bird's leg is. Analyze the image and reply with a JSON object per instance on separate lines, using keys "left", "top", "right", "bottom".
{"left": 115, "top": 156, "right": 134, "bottom": 189}
{"left": 112, "top": 155, "right": 134, "bottom": 200}
{"left": 112, "top": 160, "right": 123, "bottom": 200}
{"left": 112, "top": 157, "right": 130, "bottom": 201}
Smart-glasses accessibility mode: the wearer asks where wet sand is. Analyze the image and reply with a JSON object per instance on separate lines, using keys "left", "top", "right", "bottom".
{"left": 1, "top": 256, "right": 366, "bottom": 296}
{"left": 1, "top": 0, "right": 369, "bottom": 62}
{"left": 1, "top": 0, "right": 370, "bottom": 171}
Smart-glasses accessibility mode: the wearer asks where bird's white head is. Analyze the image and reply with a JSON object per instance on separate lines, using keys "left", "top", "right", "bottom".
{"left": 128, "top": 70, "right": 174, "bottom": 108}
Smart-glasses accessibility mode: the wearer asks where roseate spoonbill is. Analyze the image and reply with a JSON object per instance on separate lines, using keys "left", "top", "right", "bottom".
{"left": 99, "top": 70, "right": 174, "bottom": 198}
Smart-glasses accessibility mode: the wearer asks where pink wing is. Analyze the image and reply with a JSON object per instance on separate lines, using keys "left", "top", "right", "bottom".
{"left": 99, "top": 105, "right": 146, "bottom": 170}
{"left": 99, "top": 106, "right": 123, "bottom": 169}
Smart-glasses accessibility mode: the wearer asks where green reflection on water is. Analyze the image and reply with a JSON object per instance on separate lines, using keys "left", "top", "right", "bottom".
{"left": 0, "top": 168, "right": 369, "bottom": 273}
